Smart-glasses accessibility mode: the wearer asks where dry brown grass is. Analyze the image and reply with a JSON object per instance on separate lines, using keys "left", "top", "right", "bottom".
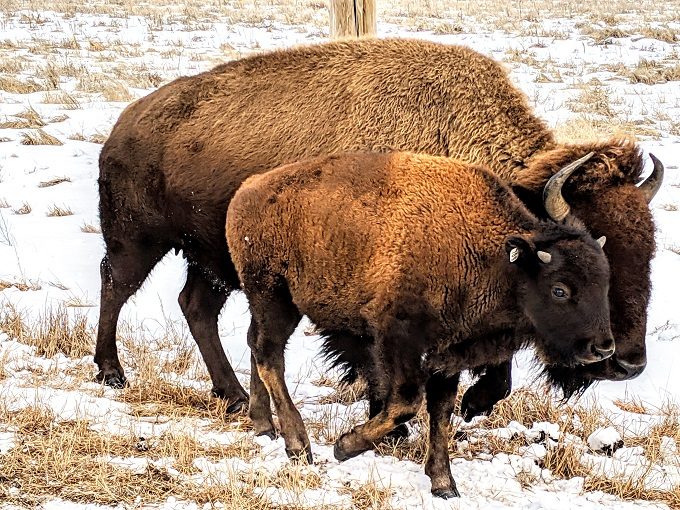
{"left": 625, "top": 59, "right": 680, "bottom": 84}
{"left": 0, "top": 303, "right": 93, "bottom": 358}
{"left": 0, "top": 198, "right": 10, "bottom": 208}
{"left": 639, "top": 26, "right": 678, "bottom": 43}
{"left": 343, "top": 480, "right": 395, "bottom": 510}
{"left": 80, "top": 223, "right": 101, "bottom": 233}
{"left": 0, "top": 118, "right": 32, "bottom": 129}
{"left": 0, "top": 76, "right": 45, "bottom": 94}
{"left": 581, "top": 26, "right": 631, "bottom": 44}
{"left": 46, "top": 204, "right": 74, "bottom": 217}
{"left": 566, "top": 85, "right": 619, "bottom": 117}
{"left": 38, "top": 176, "right": 71, "bottom": 188}
{"left": 0, "top": 107, "right": 46, "bottom": 129}
{"left": 13, "top": 202, "right": 32, "bottom": 215}
{"left": 42, "top": 89, "right": 81, "bottom": 109}
{"left": 116, "top": 372, "right": 244, "bottom": 423}
{"left": 613, "top": 397, "right": 648, "bottom": 414}
{"left": 554, "top": 116, "right": 659, "bottom": 142}
{"left": 20, "top": 129, "right": 63, "bottom": 146}
{"left": 0, "top": 279, "right": 41, "bottom": 292}
{"left": 77, "top": 73, "right": 134, "bottom": 101}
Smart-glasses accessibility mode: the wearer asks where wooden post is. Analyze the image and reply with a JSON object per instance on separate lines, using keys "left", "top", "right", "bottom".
{"left": 330, "top": 0, "right": 376, "bottom": 38}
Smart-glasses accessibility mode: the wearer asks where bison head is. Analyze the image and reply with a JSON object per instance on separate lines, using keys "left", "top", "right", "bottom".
{"left": 506, "top": 219, "right": 614, "bottom": 369}
{"left": 514, "top": 141, "right": 663, "bottom": 396}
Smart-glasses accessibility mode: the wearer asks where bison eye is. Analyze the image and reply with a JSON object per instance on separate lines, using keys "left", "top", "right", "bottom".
{"left": 551, "top": 284, "right": 570, "bottom": 301}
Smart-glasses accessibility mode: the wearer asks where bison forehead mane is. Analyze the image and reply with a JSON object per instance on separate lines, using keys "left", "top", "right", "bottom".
{"left": 515, "top": 138, "right": 645, "bottom": 195}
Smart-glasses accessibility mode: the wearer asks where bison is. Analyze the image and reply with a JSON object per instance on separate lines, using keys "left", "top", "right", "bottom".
{"left": 226, "top": 150, "right": 614, "bottom": 498}
{"left": 96, "top": 38, "right": 662, "bottom": 416}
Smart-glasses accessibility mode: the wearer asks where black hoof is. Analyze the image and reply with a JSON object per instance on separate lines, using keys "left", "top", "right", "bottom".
{"left": 333, "top": 433, "right": 367, "bottom": 462}
{"left": 225, "top": 398, "right": 249, "bottom": 414}
{"left": 256, "top": 430, "right": 278, "bottom": 441}
{"left": 97, "top": 371, "right": 128, "bottom": 389}
{"left": 212, "top": 387, "right": 249, "bottom": 414}
{"left": 460, "top": 393, "right": 492, "bottom": 422}
{"left": 286, "top": 447, "right": 313, "bottom": 465}
{"left": 432, "top": 487, "right": 460, "bottom": 499}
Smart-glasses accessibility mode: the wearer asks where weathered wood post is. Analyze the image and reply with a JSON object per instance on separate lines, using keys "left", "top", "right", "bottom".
{"left": 330, "top": 0, "right": 376, "bottom": 38}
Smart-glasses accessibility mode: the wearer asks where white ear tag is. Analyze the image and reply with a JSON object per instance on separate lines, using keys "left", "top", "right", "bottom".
{"left": 509, "top": 247, "right": 519, "bottom": 263}
{"left": 537, "top": 250, "right": 552, "bottom": 264}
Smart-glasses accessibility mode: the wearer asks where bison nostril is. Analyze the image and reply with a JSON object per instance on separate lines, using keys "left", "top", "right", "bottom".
{"left": 593, "top": 340, "right": 615, "bottom": 360}
{"left": 616, "top": 358, "right": 647, "bottom": 378}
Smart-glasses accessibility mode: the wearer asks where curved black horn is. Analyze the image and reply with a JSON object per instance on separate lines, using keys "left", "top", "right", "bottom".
{"left": 543, "top": 152, "right": 595, "bottom": 221}
{"left": 638, "top": 153, "right": 664, "bottom": 204}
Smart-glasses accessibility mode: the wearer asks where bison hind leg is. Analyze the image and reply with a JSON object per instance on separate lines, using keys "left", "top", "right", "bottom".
{"left": 245, "top": 282, "right": 310, "bottom": 463}
{"left": 460, "top": 362, "right": 512, "bottom": 421}
{"left": 95, "top": 239, "right": 170, "bottom": 387}
{"left": 179, "top": 261, "right": 248, "bottom": 413}
{"left": 321, "top": 331, "right": 411, "bottom": 442}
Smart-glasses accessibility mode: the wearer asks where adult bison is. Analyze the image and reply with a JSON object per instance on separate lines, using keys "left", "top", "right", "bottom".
{"left": 96, "top": 38, "right": 662, "bottom": 414}
{"left": 226, "top": 150, "right": 614, "bottom": 497}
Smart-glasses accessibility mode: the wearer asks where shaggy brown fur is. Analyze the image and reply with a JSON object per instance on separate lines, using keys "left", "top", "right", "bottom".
{"left": 226, "top": 151, "right": 614, "bottom": 497}
{"left": 96, "top": 38, "right": 656, "bottom": 416}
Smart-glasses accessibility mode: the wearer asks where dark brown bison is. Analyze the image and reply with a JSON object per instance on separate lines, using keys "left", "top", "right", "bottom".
{"left": 96, "top": 38, "right": 662, "bottom": 415}
{"left": 226, "top": 150, "right": 614, "bottom": 498}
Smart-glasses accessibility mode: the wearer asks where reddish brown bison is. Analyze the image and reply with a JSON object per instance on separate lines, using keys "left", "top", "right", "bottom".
{"left": 96, "top": 38, "right": 662, "bottom": 415}
{"left": 226, "top": 150, "right": 614, "bottom": 497}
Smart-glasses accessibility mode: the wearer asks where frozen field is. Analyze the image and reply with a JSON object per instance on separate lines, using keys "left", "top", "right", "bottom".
{"left": 0, "top": 0, "right": 679, "bottom": 508}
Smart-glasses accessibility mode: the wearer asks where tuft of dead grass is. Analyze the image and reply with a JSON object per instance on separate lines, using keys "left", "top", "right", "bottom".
{"left": 13, "top": 202, "right": 32, "bottom": 215}
{"left": 0, "top": 76, "right": 45, "bottom": 94}
{"left": 20, "top": 129, "right": 63, "bottom": 146}
{"left": 554, "top": 116, "right": 659, "bottom": 143}
{"left": 38, "top": 176, "right": 71, "bottom": 188}
{"left": 343, "top": 480, "right": 395, "bottom": 510}
{"left": 0, "top": 279, "right": 42, "bottom": 292}
{"left": 42, "top": 90, "right": 81, "bottom": 109}
{"left": 116, "top": 373, "right": 244, "bottom": 423}
{"left": 77, "top": 73, "right": 134, "bottom": 101}
{"left": 625, "top": 59, "right": 680, "bottom": 84}
{"left": 0, "top": 303, "right": 93, "bottom": 358}
{"left": 46, "top": 204, "right": 74, "bottom": 217}
{"left": 80, "top": 223, "right": 101, "bottom": 233}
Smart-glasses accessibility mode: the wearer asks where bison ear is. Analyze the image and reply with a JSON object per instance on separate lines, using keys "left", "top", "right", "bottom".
{"left": 505, "top": 235, "right": 536, "bottom": 264}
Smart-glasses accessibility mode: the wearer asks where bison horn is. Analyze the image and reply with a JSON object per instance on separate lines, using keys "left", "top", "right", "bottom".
{"left": 543, "top": 152, "right": 595, "bottom": 221}
{"left": 596, "top": 235, "right": 606, "bottom": 248}
{"left": 537, "top": 250, "right": 552, "bottom": 263}
{"left": 637, "top": 153, "right": 664, "bottom": 204}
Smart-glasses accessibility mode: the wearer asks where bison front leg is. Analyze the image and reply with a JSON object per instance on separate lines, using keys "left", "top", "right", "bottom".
{"left": 460, "top": 361, "right": 512, "bottom": 421}
{"left": 425, "top": 371, "right": 461, "bottom": 498}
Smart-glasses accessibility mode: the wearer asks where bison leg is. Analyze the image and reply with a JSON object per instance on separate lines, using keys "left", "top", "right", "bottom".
{"left": 247, "top": 322, "right": 276, "bottom": 439}
{"left": 246, "top": 287, "right": 310, "bottom": 463}
{"left": 95, "top": 242, "right": 169, "bottom": 388}
{"left": 334, "top": 340, "right": 426, "bottom": 461}
{"left": 425, "top": 371, "right": 461, "bottom": 498}
{"left": 460, "top": 361, "right": 512, "bottom": 422}
{"left": 178, "top": 263, "right": 249, "bottom": 413}
{"left": 367, "top": 382, "right": 410, "bottom": 442}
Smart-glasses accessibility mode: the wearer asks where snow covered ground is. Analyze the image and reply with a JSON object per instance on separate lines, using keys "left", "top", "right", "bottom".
{"left": 0, "top": 2, "right": 679, "bottom": 508}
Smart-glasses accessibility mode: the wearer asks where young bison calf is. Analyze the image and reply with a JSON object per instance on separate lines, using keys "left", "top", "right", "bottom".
{"left": 226, "top": 151, "right": 613, "bottom": 498}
